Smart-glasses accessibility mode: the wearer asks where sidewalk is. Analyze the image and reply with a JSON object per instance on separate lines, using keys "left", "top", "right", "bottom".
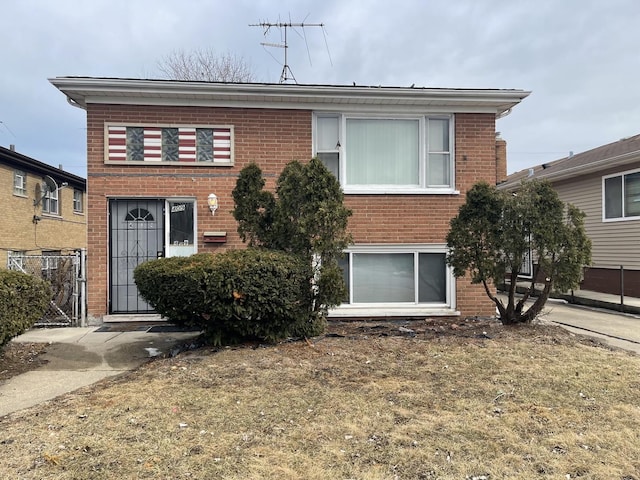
{"left": 0, "top": 325, "right": 200, "bottom": 417}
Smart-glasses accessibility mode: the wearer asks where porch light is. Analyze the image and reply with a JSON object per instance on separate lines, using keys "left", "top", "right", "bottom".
{"left": 207, "top": 193, "right": 219, "bottom": 216}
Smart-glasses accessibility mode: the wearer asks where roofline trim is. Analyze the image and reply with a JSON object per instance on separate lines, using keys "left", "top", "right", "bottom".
{"left": 0, "top": 146, "right": 86, "bottom": 187}
{"left": 49, "top": 77, "right": 530, "bottom": 116}
{"left": 500, "top": 149, "right": 640, "bottom": 190}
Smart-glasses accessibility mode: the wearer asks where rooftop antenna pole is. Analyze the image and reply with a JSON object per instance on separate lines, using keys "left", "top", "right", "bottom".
{"left": 250, "top": 20, "right": 326, "bottom": 84}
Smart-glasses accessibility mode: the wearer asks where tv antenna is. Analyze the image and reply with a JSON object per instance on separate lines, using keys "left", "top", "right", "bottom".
{"left": 250, "top": 17, "right": 330, "bottom": 84}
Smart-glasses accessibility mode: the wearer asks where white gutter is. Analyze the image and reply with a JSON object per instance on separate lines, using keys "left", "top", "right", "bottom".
{"left": 49, "top": 77, "right": 530, "bottom": 115}
{"left": 500, "top": 149, "right": 640, "bottom": 190}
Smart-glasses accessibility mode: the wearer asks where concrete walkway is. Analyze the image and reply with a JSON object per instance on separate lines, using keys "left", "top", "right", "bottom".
{"left": 539, "top": 299, "right": 640, "bottom": 354}
{"left": 0, "top": 325, "right": 200, "bottom": 417}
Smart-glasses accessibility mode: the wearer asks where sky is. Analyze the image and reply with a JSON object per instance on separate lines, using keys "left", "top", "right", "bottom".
{"left": 2, "top": 0, "right": 640, "bottom": 178}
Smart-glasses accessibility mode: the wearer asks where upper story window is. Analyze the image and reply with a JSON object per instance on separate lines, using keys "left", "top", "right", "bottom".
{"left": 42, "top": 185, "right": 59, "bottom": 215}
{"left": 603, "top": 169, "right": 640, "bottom": 221}
{"left": 314, "top": 114, "right": 454, "bottom": 194}
{"left": 13, "top": 170, "right": 26, "bottom": 196}
{"left": 73, "top": 189, "right": 83, "bottom": 213}
{"left": 107, "top": 124, "right": 233, "bottom": 165}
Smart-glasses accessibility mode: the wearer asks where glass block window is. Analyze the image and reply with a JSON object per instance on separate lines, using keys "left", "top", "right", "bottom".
{"left": 108, "top": 125, "right": 234, "bottom": 165}
{"left": 197, "top": 129, "right": 214, "bottom": 162}
{"left": 162, "top": 128, "right": 179, "bottom": 162}
{"left": 126, "top": 127, "right": 144, "bottom": 161}
{"left": 13, "top": 170, "right": 26, "bottom": 195}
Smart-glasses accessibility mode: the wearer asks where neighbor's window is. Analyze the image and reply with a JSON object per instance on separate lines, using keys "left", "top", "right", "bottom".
{"left": 42, "top": 185, "right": 59, "bottom": 215}
{"left": 13, "top": 170, "right": 26, "bottom": 196}
{"left": 73, "top": 189, "right": 83, "bottom": 213}
{"left": 603, "top": 169, "right": 640, "bottom": 220}
{"left": 314, "top": 114, "right": 454, "bottom": 192}
{"left": 107, "top": 125, "right": 233, "bottom": 165}
{"left": 338, "top": 247, "right": 449, "bottom": 305}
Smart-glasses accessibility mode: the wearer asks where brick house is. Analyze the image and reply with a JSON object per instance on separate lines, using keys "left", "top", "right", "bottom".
{"left": 0, "top": 144, "right": 86, "bottom": 269}
{"left": 50, "top": 77, "right": 528, "bottom": 324}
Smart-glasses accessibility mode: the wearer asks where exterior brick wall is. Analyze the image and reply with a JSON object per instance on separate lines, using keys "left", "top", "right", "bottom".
{"left": 0, "top": 163, "right": 86, "bottom": 268}
{"left": 86, "top": 106, "right": 498, "bottom": 320}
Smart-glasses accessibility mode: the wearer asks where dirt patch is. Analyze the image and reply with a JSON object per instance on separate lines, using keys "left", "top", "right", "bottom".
{"left": 0, "top": 342, "right": 49, "bottom": 382}
{"left": 0, "top": 317, "right": 609, "bottom": 385}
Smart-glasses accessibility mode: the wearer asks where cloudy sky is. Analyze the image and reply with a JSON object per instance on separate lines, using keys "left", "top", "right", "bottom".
{"left": 1, "top": 0, "right": 639, "bottom": 178}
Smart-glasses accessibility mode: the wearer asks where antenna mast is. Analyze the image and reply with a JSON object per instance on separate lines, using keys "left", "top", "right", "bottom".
{"left": 250, "top": 20, "right": 326, "bottom": 84}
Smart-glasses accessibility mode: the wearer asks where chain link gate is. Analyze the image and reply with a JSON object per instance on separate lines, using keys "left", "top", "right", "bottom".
{"left": 7, "top": 250, "right": 86, "bottom": 327}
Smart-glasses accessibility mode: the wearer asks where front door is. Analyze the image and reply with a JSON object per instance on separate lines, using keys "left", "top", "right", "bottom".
{"left": 109, "top": 199, "right": 164, "bottom": 313}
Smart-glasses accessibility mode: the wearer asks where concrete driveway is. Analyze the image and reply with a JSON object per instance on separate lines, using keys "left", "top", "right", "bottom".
{"left": 538, "top": 299, "right": 640, "bottom": 354}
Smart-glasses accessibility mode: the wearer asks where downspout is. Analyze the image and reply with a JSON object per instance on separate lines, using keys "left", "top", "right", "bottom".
{"left": 67, "top": 96, "right": 86, "bottom": 110}
{"left": 496, "top": 107, "right": 512, "bottom": 119}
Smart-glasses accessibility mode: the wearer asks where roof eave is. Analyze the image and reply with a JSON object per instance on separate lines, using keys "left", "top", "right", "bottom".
{"left": 0, "top": 147, "right": 86, "bottom": 188}
{"left": 49, "top": 77, "right": 530, "bottom": 116}
{"left": 500, "top": 149, "right": 640, "bottom": 190}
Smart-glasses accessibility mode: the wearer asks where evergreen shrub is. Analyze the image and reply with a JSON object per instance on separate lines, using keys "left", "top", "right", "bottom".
{"left": 0, "top": 270, "right": 52, "bottom": 348}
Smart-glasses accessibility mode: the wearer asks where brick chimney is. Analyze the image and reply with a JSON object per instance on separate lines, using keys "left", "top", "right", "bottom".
{"left": 495, "top": 133, "right": 507, "bottom": 184}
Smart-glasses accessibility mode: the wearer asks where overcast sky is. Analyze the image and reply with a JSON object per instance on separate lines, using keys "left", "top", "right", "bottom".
{"left": 2, "top": 0, "right": 639, "bottom": 178}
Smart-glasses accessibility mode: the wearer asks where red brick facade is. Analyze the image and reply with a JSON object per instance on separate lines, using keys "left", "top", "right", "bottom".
{"left": 84, "top": 104, "right": 498, "bottom": 321}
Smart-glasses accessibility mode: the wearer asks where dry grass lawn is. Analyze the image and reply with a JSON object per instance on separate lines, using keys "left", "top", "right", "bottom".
{"left": 1, "top": 318, "right": 639, "bottom": 479}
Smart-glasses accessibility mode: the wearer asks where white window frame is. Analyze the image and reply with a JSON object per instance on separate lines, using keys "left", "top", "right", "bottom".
{"left": 602, "top": 167, "right": 640, "bottom": 222}
{"left": 313, "top": 113, "right": 456, "bottom": 195}
{"left": 73, "top": 189, "right": 83, "bottom": 213}
{"left": 105, "top": 123, "right": 235, "bottom": 166}
{"left": 42, "top": 185, "right": 59, "bottom": 215}
{"left": 13, "top": 170, "right": 26, "bottom": 196}
{"left": 330, "top": 244, "right": 457, "bottom": 318}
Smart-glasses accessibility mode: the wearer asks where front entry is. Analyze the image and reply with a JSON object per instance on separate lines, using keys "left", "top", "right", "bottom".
{"left": 109, "top": 199, "right": 165, "bottom": 313}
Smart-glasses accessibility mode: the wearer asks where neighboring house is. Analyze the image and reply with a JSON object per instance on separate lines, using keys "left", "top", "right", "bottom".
{"left": 0, "top": 144, "right": 87, "bottom": 269}
{"left": 50, "top": 77, "right": 529, "bottom": 324}
{"left": 499, "top": 134, "right": 640, "bottom": 296}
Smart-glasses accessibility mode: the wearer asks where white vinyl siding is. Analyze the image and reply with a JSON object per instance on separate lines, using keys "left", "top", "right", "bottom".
{"left": 554, "top": 172, "right": 640, "bottom": 270}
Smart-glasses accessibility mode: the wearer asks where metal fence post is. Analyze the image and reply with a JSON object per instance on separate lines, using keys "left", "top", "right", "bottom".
{"left": 620, "top": 265, "right": 625, "bottom": 313}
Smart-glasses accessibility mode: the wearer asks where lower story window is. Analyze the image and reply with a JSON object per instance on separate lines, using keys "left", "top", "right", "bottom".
{"left": 339, "top": 246, "right": 449, "bottom": 305}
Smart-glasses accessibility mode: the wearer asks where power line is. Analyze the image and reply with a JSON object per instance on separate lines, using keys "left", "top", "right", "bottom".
{"left": 0, "top": 120, "right": 17, "bottom": 138}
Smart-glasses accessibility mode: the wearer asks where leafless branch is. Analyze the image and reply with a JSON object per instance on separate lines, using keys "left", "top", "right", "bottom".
{"left": 156, "top": 49, "right": 255, "bottom": 83}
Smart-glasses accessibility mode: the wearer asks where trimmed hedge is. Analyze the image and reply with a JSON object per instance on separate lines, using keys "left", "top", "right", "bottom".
{"left": 0, "top": 270, "right": 52, "bottom": 348}
{"left": 134, "top": 249, "right": 325, "bottom": 344}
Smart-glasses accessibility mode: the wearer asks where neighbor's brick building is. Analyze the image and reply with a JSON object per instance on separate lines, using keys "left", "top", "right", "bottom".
{"left": 0, "top": 145, "right": 86, "bottom": 269}
{"left": 51, "top": 78, "right": 528, "bottom": 324}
